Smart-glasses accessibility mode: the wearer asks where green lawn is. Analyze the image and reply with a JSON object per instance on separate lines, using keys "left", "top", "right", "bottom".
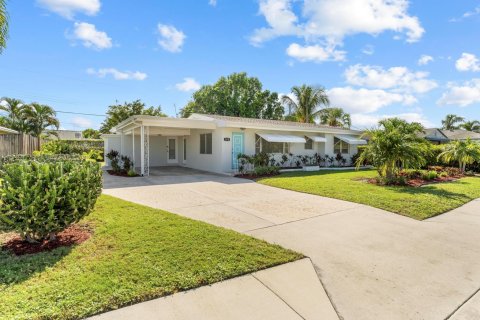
{"left": 0, "top": 195, "right": 301, "bottom": 320}
{"left": 258, "top": 170, "right": 480, "bottom": 220}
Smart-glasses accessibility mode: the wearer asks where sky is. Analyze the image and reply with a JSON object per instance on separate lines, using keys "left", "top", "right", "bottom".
{"left": 0, "top": 0, "right": 480, "bottom": 131}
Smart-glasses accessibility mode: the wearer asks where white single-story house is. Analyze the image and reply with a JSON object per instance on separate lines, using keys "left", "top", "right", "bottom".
{"left": 102, "top": 114, "right": 366, "bottom": 176}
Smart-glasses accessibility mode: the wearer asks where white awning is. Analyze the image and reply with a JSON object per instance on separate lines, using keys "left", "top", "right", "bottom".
{"left": 335, "top": 135, "right": 368, "bottom": 145}
{"left": 306, "top": 135, "right": 327, "bottom": 143}
{"left": 257, "top": 133, "right": 306, "bottom": 143}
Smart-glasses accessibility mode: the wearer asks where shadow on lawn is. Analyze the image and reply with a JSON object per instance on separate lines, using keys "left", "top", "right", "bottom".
{"left": 388, "top": 180, "right": 473, "bottom": 201}
{"left": 0, "top": 245, "right": 72, "bottom": 286}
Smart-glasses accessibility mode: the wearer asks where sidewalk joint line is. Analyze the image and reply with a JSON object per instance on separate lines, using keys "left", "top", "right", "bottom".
{"left": 445, "top": 285, "right": 480, "bottom": 319}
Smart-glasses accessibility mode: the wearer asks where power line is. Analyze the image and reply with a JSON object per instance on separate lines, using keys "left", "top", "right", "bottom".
{"left": 54, "top": 110, "right": 106, "bottom": 117}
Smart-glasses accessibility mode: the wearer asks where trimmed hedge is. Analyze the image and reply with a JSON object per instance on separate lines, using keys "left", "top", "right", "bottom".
{"left": 0, "top": 155, "right": 102, "bottom": 242}
{"left": 38, "top": 139, "right": 104, "bottom": 161}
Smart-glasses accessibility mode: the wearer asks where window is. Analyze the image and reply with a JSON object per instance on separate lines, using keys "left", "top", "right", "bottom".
{"left": 183, "top": 138, "right": 187, "bottom": 161}
{"left": 334, "top": 137, "right": 349, "bottom": 154}
{"left": 304, "top": 137, "right": 313, "bottom": 150}
{"left": 255, "top": 134, "right": 289, "bottom": 154}
{"left": 200, "top": 133, "right": 212, "bottom": 154}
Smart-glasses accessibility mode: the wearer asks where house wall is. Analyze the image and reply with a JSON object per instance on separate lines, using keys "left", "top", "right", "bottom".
{"left": 182, "top": 128, "right": 224, "bottom": 173}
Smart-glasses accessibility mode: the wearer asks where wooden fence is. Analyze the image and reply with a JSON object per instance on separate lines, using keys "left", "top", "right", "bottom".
{"left": 0, "top": 133, "right": 40, "bottom": 157}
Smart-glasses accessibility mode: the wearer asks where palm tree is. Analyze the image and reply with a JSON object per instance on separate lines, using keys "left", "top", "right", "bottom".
{"left": 0, "top": 0, "right": 8, "bottom": 53}
{"left": 357, "top": 118, "right": 430, "bottom": 180}
{"left": 441, "top": 114, "right": 465, "bottom": 130}
{"left": 319, "top": 107, "right": 351, "bottom": 128}
{"left": 282, "top": 85, "right": 329, "bottom": 123}
{"left": 22, "top": 103, "right": 60, "bottom": 137}
{"left": 438, "top": 138, "right": 480, "bottom": 172}
{"left": 0, "top": 97, "right": 29, "bottom": 132}
{"left": 460, "top": 120, "right": 480, "bottom": 133}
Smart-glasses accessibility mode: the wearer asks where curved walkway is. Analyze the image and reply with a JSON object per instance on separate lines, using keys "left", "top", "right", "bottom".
{"left": 103, "top": 168, "right": 480, "bottom": 320}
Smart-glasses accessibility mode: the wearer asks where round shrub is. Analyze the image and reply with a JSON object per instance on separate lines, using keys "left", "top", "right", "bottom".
{"left": 0, "top": 156, "right": 102, "bottom": 242}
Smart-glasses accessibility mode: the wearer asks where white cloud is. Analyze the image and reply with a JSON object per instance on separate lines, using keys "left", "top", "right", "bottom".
{"left": 250, "top": 0, "right": 424, "bottom": 52}
{"left": 86, "top": 68, "right": 147, "bottom": 80}
{"left": 72, "top": 22, "right": 112, "bottom": 50}
{"left": 71, "top": 116, "right": 93, "bottom": 129}
{"left": 455, "top": 53, "right": 480, "bottom": 72}
{"left": 175, "top": 78, "right": 201, "bottom": 92}
{"left": 286, "top": 43, "right": 346, "bottom": 62}
{"left": 437, "top": 79, "right": 480, "bottom": 107}
{"left": 362, "top": 45, "right": 374, "bottom": 55}
{"left": 418, "top": 55, "right": 433, "bottom": 66}
{"left": 37, "top": 0, "right": 100, "bottom": 19}
{"left": 450, "top": 6, "right": 480, "bottom": 22}
{"left": 351, "top": 112, "right": 434, "bottom": 128}
{"left": 344, "top": 64, "right": 438, "bottom": 93}
{"left": 209, "top": 0, "right": 217, "bottom": 6}
{"left": 157, "top": 24, "right": 186, "bottom": 53}
{"left": 327, "top": 86, "right": 416, "bottom": 114}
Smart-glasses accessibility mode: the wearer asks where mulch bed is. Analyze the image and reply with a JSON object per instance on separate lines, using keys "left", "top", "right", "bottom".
{"left": 1, "top": 224, "right": 92, "bottom": 256}
{"left": 367, "top": 176, "right": 463, "bottom": 187}
{"left": 107, "top": 170, "right": 139, "bottom": 177}
{"left": 235, "top": 173, "right": 280, "bottom": 180}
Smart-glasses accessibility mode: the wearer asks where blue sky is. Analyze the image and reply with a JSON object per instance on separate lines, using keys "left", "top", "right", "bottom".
{"left": 1, "top": 0, "right": 480, "bottom": 130}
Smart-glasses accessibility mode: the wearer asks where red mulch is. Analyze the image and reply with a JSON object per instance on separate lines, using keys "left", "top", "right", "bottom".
{"left": 2, "top": 224, "right": 92, "bottom": 256}
{"left": 367, "top": 176, "right": 463, "bottom": 187}
{"left": 107, "top": 170, "right": 139, "bottom": 177}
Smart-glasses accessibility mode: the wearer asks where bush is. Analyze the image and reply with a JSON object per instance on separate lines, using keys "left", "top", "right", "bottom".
{"left": 38, "top": 140, "right": 104, "bottom": 161}
{"left": 0, "top": 156, "right": 102, "bottom": 242}
{"left": 106, "top": 150, "right": 121, "bottom": 172}
{"left": 421, "top": 170, "right": 438, "bottom": 181}
{"left": 253, "top": 166, "right": 280, "bottom": 176}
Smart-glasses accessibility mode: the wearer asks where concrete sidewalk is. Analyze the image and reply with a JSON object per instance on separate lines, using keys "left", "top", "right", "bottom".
{"left": 89, "top": 258, "right": 339, "bottom": 320}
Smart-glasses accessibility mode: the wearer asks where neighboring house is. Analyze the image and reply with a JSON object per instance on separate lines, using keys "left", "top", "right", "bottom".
{"left": 421, "top": 128, "right": 480, "bottom": 143}
{"left": 46, "top": 130, "right": 84, "bottom": 140}
{"left": 102, "top": 113, "right": 366, "bottom": 176}
{"left": 0, "top": 126, "right": 19, "bottom": 135}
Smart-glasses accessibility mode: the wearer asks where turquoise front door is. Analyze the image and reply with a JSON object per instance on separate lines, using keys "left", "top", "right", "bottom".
{"left": 232, "top": 132, "right": 244, "bottom": 169}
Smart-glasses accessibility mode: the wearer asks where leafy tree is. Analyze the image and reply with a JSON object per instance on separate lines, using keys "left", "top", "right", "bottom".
{"left": 0, "top": 0, "right": 8, "bottom": 53}
{"left": 460, "top": 120, "right": 480, "bottom": 133}
{"left": 83, "top": 128, "right": 101, "bottom": 139}
{"left": 180, "top": 72, "right": 284, "bottom": 120}
{"left": 100, "top": 100, "right": 167, "bottom": 133}
{"left": 22, "top": 103, "right": 60, "bottom": 137}
{"left": 0, "top": 97, "right": 29, "bottom": 131}
{"left": 319, "top": 107, "right": 351, "bottom": 128}
{"left": 357, "top": 118, "right": 430, "bottom": 180}
{"left": 282, "top": 85, "right": 329, "bottom": 123}
{"left": 442, "top": 114, "right": 464, "bottom": 130}
{"left": 438, "top": 138, "right": 480, "bottom": 172}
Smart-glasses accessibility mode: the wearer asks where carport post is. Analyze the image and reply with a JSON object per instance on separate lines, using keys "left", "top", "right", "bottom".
{"left": 140, "top": 125, "right": 150, "bottom": 176}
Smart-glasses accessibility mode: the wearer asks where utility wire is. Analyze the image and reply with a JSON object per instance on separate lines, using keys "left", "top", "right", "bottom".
{"left": 54, "top": 110, "right": 106, "bottom": 117}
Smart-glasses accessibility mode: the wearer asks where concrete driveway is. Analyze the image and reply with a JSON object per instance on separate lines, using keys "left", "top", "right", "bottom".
{"left": 103, "top": 167, "right": 480, "bottom": 320}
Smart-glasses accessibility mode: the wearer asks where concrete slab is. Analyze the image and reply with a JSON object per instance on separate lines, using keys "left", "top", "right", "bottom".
{"left": 450, "top": 290, "right": 480, "bottom": 320}
{"left": 253, "top": 258, "right": 339, "bottom": 320}
{"left": 89, "top": 260, "right": 336, "bottom": 320}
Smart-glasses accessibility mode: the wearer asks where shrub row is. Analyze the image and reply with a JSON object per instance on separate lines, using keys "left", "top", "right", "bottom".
{"left": 37, "top": 139, "right": 104, "bottom": 162}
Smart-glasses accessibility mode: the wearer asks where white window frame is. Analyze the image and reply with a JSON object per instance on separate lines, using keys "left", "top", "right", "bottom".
{"left": 304, "top": 137, "right": 313, "bottom": 150}
{"left": 255, "top": 134, "right": 289, "bottom": 154}
{"left": 200, "top": 133, "right": 213, "bottom": 155}
{"left": 334, "top": 137, "right": 350, "bottom": 154}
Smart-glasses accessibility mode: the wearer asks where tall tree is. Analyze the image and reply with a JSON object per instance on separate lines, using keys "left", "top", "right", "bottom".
{"left": 438, "top": 138, "right": 480, "bottom": 172}
{"left": 22, "top": 103, "right": 60, "bottom": 137}
{"left": 357, "top": 118, "right": 430, "bottom": 180}
{"left": 180, "top": 72, "right": 284, "bottom": 120}
{"left": 460, "top": 120, "right": 480, "bottom": 133}
{"left": 441, "top": 114, "right": 465, "bottom": 130}
{"left": 319, "top": 107, "right": 351, "bottom": 128}
{"left": 281, "top": 85, "right": 329, "bottom": 123}
{"left": 0, "top": 0, "right": 8, "bottom": 53}
{"left": 100, "top": 100, "right": 167, "bottom": 133}
{"left": 0, "top": 97, "right": 29, "bottom": 131}
{"left": 83, "top": 128, "right": 101, "bottom": 139}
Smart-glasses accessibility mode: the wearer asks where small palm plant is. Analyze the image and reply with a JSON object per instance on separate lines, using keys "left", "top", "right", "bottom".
{"left": 438, "top": 138, "right": 480, "bottom": 172}
{"left": 356, "top": 118, "right": 430, "bottom": 181}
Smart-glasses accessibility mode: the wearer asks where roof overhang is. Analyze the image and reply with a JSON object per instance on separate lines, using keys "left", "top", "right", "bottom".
{"left": 258, "top": 133, "right": 306, "bottom": 143}
{"left": 306, "top": 135, "right": 327, "bottom": 143}
{"left": 112, "top": 115, "right": 216, "bottom": 133}
{"left": 335, "top": 134, "right": 368, "bottom": 145}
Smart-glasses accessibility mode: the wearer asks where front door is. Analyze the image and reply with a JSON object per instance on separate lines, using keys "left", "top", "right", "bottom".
{"left": 167, "top": 137, "right": 177, "bottom": 164}
{"left": 232, "top": 132, "right": 244, "bottom": 169}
